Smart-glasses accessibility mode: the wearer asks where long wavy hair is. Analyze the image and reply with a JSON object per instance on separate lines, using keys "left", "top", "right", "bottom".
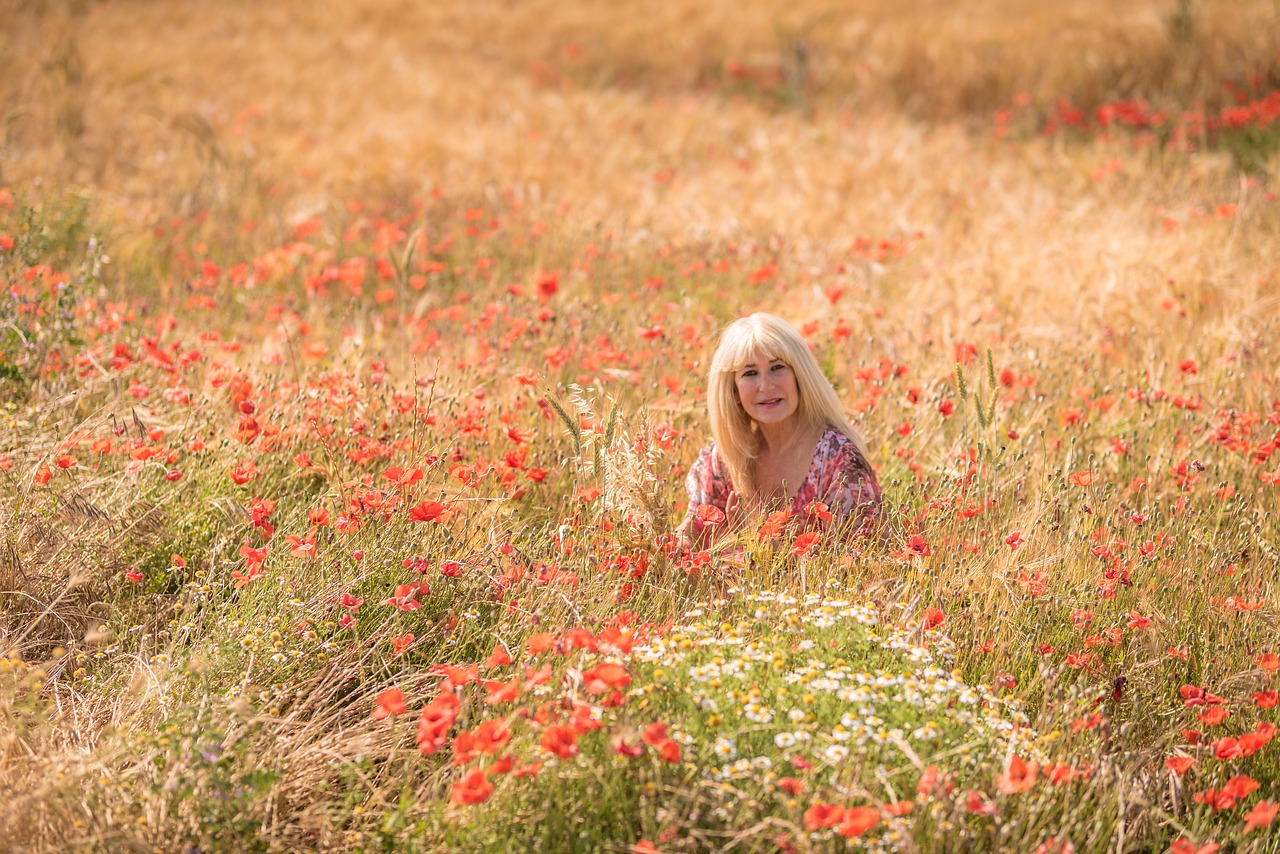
{"left": 707, "top": 313, "right": 868, "bottom": 497}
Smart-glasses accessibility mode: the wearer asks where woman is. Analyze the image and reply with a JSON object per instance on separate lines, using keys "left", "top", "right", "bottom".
{"left": 677, "top": 313, "right": 881, "bottom": 549}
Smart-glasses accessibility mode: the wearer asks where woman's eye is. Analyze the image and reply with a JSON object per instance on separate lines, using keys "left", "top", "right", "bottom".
{"left": 771, "top": 363, "right": 786, "bottom": 372}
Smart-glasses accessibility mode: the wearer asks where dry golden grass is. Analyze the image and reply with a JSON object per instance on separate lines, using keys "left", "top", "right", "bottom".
{"left": 3, "top": 0, "right": 1277, "bottom": 340}
{"left": 3, "top": 0, "right": 1277, "bottom": 200}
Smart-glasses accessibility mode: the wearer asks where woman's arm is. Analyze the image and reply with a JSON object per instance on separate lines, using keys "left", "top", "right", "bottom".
{"left": 821, "top": 439, "right": 883, "bottom": 539}
{"left": 676, "top": 491, "right": 741, "bottom": 550}
{"left": 676, "top": 443, "right": 734, "bottom": 550}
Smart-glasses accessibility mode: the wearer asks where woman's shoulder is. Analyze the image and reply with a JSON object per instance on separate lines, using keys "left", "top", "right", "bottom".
{"left": 816, "top": 426, "right": 860, "bottom": 459}
{"left": 814, "top": 426, "right": 876, "bottom": 480}
{"left": 686, "top": 439, "right": 732, "bottom": 506}
{"left": 688, "top": 440, "right": 727, "bottom": 479}
{"left": 810, "top": 425, "right": 880, "bottom": 521}
{"left": 693, "top": 439, "right": 721, "bottom": 463}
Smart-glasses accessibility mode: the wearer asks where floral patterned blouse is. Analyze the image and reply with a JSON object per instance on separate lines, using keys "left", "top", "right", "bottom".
{"left": 683, "top": 427, "right": 881, "bottom": 543}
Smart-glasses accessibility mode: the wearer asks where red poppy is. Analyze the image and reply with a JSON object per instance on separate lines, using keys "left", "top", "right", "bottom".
{"left": 408, "top": 500, "right": 453, "bottom": 522}
{"left": 416, "top": 693, "right": 460, "bottom": 756}
{"left": 540, "top": 724, "right": 579, "bottom": 759}
{"left": 285, "top": 534, "right": 316, "bottom": 560}
{"left": 802, "top": 802, "right": 844, "bottom": 831}
{"left": 383, "top": 465, "right": 424, "bottom": 486}
{"left": 372, "top": 688, "right": 406, "bottom": 720}
{"left": 1244, "top": 801, "right": 1278, "bottom": 833}
{"left": 452, "top": 731, "right": 480, "bottom": 766}
{"left": 1198, "top": 707, "right": 1229, "bottom": 726}
{"left": 777, "top": 777, "right": 805, "bottom": 795}
{"left": 694, "top": 504, "right": 726, "bottom": 526}
{"left": 884, "top": 800, "right": 913, "bottom": 816}
{"left": 523, "top": 663, "right": 554, "bottom": 690}
{"left": 432, "top": 663, "right": 479, "bottom": 690}
{"left": 835, "top": 806, "right": 879, "bottom": 838}
{"left": 996, "top": 755, "right": 1038, "bottom": 794}
{"left": 1045, "top": 764, "right": 1074, "bottom": 785}
{"left": 965, "top": 790, "right": 997, "bottom": 816}
{"left": 641, "top": 722, "right": 668, "bottom": 746}
{"left": 382, "top": 583, "right": 423, "bottom": 611}
{"left": 612, "top": 733, "right": 643, "bottom": 758}
{"left": 1178, "top": 685, "right": 1207, "bottom": 706}
{"left": 1211, "top": 737, "right": 1241, "bottom": 760}
{"left": 1195, "top": 787, "right": 1236, "bottom": 812}
{"left": 482, "top": 676, "right": 522, "bottom": 706}
{"left": 582, "top": 662, "right": 631, "bottom": 694}
{"left": 512, "top": 761, "right": 542, "bottom": 779}
{"left": 791, "top": 531, "right": 820, "bottom": 556}
{"left": 525, "top": 633, "right": 556, "bottom": 655}
{"left": 598, "top": 626, "right": 638, "bottom": 655}
{"left": 1169, "top": 839, "right": 1220, "bottom": 854}
{"left": 904, "top": 534, "right": 930, "bottom": 557}
{"left": 917, "top": 765, "right": 940, "bottom": 797}
{"left": 655, "top": 738, "right": 681, "bottom": 763}
{"left": 482, "top": 644, "right": 512, "bottom": 669}
{"left": 450, "top": 769, "right": 494, "bottom": 806}
{"left": 229, "top": 459, "right": 258, "bottom": 484}
{"left": 757, "top": 509, "right": 791, "bottom": 542}
{"left": 804, "top": 500, "right": 832, "bottom": 521}
{"left": 1222, "top": 775, "right": 1259, "bottom": 800}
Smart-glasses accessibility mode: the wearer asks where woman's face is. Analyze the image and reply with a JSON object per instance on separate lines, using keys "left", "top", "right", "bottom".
{"left": 734, "top": 353, "right": 799, "bottom": 427}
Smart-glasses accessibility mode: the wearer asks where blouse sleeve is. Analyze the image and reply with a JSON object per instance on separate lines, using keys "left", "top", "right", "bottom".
{"left": 685, "top": 443, "right": 729, "bottom": 511}
{"left": 819, "top": 438, "right": 882, "bottom": 536}
{"left": 680, "top": 443, "right": 731, "bottom": 541}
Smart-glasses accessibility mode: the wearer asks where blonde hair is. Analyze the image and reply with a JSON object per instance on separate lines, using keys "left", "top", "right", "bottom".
{"left": 707, "top": 313, "right": 868, "bottom": 496}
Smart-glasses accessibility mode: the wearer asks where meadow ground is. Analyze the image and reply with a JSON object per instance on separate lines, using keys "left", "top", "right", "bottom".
{"left": 2, "top": 0, "right": 1280, "bottom": 851}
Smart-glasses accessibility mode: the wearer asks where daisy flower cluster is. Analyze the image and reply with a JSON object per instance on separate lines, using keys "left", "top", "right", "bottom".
{"left": 405, "top": 583, "right": 1048, "bottom": 850}
{"left": 621, "top": 586, "right": 1042, "bottom": 847}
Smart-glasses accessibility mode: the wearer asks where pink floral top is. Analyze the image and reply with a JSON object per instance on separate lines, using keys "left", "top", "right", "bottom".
{"left": 683, "top": 427, "right": 881, "bottom": 544}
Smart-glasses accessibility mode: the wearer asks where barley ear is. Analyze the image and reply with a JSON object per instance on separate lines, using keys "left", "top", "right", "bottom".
{"left": 546, "top": 394, "right": 583, "bottom": 458}
{"left": 595, "top": 401, "right": 619, "bottom": 478}
{"left": 604, "top": 401, "right": 619, "bottom": 448}
{"left": 985, "top": 350, "right": 999, "bottom": 427}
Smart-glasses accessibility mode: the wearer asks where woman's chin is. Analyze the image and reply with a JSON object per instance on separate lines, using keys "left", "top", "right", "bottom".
{"left": 750, "top": 406, "right": 795, "bottom": 424}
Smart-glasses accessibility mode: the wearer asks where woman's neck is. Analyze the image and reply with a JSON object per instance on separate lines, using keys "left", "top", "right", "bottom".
{"left": 756, "top": 418, "right": 820, "bottom": 455}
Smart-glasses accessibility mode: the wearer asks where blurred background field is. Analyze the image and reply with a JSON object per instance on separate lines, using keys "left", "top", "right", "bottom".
{"left": 2, "top": 1, "right": 1280, "bottom": 851}
{"left": 5, "top": 0, "right": 1279, "bottom": 213}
